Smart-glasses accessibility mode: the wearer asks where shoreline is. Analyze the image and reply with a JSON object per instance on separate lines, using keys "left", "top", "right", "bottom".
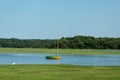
{"left": 0, "top": 48, "right": 120, "bottom": 54}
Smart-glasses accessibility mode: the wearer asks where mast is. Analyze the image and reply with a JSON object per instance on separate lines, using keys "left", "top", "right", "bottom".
{"left": 56, "top": 39, "right": 59, "bottom": 50}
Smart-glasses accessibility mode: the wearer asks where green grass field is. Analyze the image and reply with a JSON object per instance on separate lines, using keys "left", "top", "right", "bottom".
{"left": 0, "top": 65, "right": 120, "bottom": 80}
{"left": 0, "top": 48, "right": 120, "bottom": 54}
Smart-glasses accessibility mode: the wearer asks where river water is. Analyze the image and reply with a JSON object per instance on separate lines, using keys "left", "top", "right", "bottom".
{"left": 0, "top": 53, "right": 120, "bottom": 66}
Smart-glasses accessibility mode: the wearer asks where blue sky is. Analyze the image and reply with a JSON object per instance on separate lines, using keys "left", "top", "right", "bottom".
{"left": 0, "top": 0, "right": 120, "bottom": 39}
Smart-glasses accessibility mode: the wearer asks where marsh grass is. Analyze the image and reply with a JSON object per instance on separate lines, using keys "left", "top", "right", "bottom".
{"left": 0, "top": 65, "right": 120, "bottom": 80}
{"left": 0, "top": 48, "right": 120, "bottom": 54}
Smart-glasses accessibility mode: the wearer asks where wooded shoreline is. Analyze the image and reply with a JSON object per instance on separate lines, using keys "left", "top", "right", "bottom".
{"left": 0, "top": 36, "right": 120, "bottom": 49}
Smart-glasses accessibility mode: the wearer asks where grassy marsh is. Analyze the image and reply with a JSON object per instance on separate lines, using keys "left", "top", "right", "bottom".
{"left": 0, "top": 48, "right": 120, "bottom": 54}
{"left": 0, "top": 65, "right": 120, "bottom": 80}
{"left": 0, "top": 48, "right": 120, "bottom": 80}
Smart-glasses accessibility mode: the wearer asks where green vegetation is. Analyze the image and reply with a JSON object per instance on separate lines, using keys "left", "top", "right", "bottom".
{"left": 0, "top": 36, "right": 120, "bottom": 49}
{"left": 0, "top": 48, "right": 120, "bottom": 54}
{"left": 0, "top": 65, "right": 120, "bottom": 80}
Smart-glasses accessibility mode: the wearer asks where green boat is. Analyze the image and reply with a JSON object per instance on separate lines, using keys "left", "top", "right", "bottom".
{"left": 45, "top": 56, "right": 60, "bottom": 60}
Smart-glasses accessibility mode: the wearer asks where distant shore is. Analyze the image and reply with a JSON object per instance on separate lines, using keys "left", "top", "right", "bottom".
{"left": 0, "top": 48, "right": 120, "bottom": 54}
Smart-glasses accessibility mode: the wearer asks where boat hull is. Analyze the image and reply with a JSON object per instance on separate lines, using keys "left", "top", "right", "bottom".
{"left": 45, "top": 56, "right": 60, "bottom": 60}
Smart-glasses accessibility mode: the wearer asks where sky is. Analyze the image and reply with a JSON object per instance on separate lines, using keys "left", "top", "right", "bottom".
{"left": 0, "top": 0, "right": 120, "bottom": 39}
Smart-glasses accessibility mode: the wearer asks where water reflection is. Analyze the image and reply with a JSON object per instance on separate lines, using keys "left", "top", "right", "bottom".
{"left": 0, "top": 53, "right": 120, "bottom": 66}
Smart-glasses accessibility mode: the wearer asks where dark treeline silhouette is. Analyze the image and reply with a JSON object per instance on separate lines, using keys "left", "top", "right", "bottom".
{"left": 0, "top": 36, "right": 120, "bottom": 49}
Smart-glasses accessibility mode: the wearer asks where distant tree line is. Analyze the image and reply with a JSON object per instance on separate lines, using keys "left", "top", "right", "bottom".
{"left": 0, "top": 36, "right": 120, "bottom": 49}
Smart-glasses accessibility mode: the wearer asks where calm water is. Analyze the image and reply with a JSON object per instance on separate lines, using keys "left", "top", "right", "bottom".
{"left": 0, "top": 53, "right": 120, "bottom": 66}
